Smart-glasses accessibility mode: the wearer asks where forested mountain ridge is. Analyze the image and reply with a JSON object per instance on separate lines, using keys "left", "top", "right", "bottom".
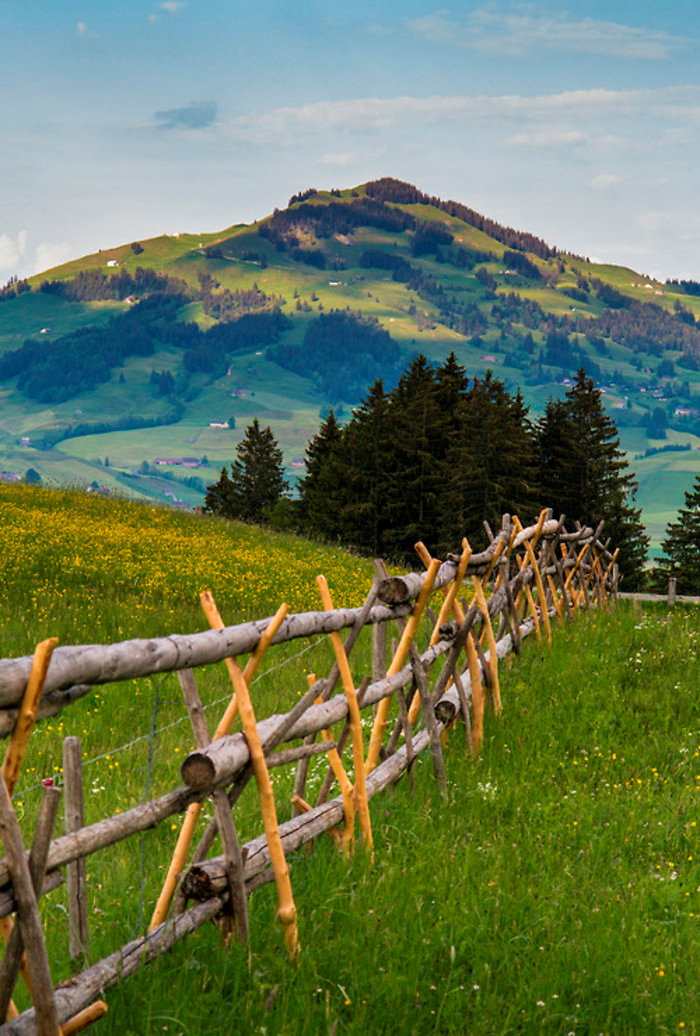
{"left": 1, "top": 176, "right": 699, "bottom": 551}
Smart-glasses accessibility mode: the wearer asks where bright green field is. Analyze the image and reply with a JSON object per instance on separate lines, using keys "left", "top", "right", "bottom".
{"left": 0, "top": 486, "right": 697, "bottom": 1033}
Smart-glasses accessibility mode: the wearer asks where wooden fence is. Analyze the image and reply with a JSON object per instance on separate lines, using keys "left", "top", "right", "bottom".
{"left": 0, "top": 511, "right": 618, "bottom": 1034}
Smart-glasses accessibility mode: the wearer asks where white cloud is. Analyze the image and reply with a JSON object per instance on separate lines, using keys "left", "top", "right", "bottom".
{"left": 588, "top": 173, "right": 623, "bottom": 191}
{"left": 160, "top": 1, "right": 185, "bottom": 12}
{"left": 504, "top": 127, "right": 587, "bottom": 148}
{"left": 407, "top": 6, "right": 686, "bottom": 60}
{"left": 320, "top": 148, "right": 387, "bottom": 167}
{"left": 35, "top": 243, "right": 72, "bottom": 274}
{"left": 0, "top": 231, "right": 28, "bottom": 275}
{"left": 228, "top": 86, "right": 700, "bottom": 144}
{"left": 76, "top": 21, "right": 99, "bottom": 39}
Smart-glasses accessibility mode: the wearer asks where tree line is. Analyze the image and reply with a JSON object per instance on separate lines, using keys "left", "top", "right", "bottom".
{"left": 205, "top": 356, "right": 649, "bottom": 588}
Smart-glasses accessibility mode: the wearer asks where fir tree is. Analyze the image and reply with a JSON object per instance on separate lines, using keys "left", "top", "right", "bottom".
{"left": 382, "top": 356, "right": 445, "bottom": 557}
{"left": 659, "top": 475, "right": 700, "bottom": 592}
{"left": 204, "top": 419, "right": 288, "bottom": 523}
{"left": 335, "top": 379, "right": 394, "bottom": 554}
{"left": 296, "top": 409, "right": 344, "bottom": 540}
{"left": 537, "top": 368, "right": 647, "bottom": 587}
{"left": 438, "top": 372, "right": 539, "bottom": 552}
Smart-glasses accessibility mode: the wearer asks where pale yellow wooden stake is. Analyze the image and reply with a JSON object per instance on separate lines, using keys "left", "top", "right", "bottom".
{"left": 0, "top": 636, "right": 58, "bottom": 1021}
{"left": 559, "top": 544, "right": 580, "bottom": 614}
{"left": 365, "top": 558, "right": 440, "bottom": 774}
{"left": 2, "top": 638, "right": 58, "bottom": 796}
{"left": 224, "top": 648, "right": 300, "bottom": 957}
{"left": 466, "top": 635, "right": 484, "bottom": 757}
{"left": 61, "top": 1001, "right": 109, "bottom": 1035}
{"left": 471, "top": 576, "right": 501, "bottom": 713}
{"left": 312, "top": 679, "right": 356, "bottom": 855}
{"left": 481, "top": 537, "right": 506, "bottom": 588}
{"left": 565, "top": 542, "right": 592, "bottom": 609}
{"left": 520, "top": 537, "right": 552, "bottom": 645}
{"left": 308, "top": 673, "right": 355, "bottom": 854}
{"left": 547, "top": 573, "right": 565, "bottom": 623}
{"left": 408, "top": 541, "right": 471, "bottom": 727}
{"left": 523, "top": 583, "right": 542, "bottom": 639}
{"left": 316, "top": 576, "right": 373, "bottom": 855}
{"left": 492, "top": 525, "right": 519, "bottom": 593}
{"left": 149, "top": 601, "right": 288, "bottom": 931}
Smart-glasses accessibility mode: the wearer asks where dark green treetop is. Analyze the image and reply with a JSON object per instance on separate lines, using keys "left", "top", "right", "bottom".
{"left": 537, "top": 368, "right": 648, "bottom": 587}
{"left": 658, "top": 474, "right": 700, "bottom": 593}
{"left": 204, "top": 418, "right": 288, "bottom": 524}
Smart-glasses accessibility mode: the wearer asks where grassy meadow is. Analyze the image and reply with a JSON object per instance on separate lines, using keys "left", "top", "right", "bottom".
{"left": 0, "top": 485, "right": 698, "bottom": 1033}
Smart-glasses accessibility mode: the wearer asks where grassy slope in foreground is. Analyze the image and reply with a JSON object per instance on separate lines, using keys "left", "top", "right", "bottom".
{"left": 0, "top": 486, "right": 698, "bottom": 1032}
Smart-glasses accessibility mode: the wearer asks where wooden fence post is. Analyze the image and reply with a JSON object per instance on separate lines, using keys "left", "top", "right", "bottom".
{"left": 0, "top": 772, "right": 60, "bottom": 1034}
{"left": 63, "top": 737, "right": 89, "bottom": 965}
{"left": 668, "top": 578, "right": 677, "bottom": 608}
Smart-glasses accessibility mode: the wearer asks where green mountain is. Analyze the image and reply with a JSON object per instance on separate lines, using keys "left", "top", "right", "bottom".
{"left": 1, "top": 177, "right": 699, "bottom": 553}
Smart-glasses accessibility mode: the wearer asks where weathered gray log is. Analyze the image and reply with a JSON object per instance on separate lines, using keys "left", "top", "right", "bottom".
{"left": 178, "top": 669, "right": 249, "bottom": 943}
{"left": 409, "top": 643, "right": 447, "bottom": 797}
{"left": 180, "top": 639, "right": 453, "bottom": 792}
{"left": 268, "top": 742, "right": 335, "bottom": 769}
{"left": 0, "top": 687, "right": 93, "bottom": 739}
{"left": 183, "top": 725, "right": 433, "bottom": 902}
{"left": 0, "top": 787, "right": 201, "bottom": 907}
{"left": 63, "top": 737, "right": 89, "bottom": 964}
{"left": 0, "top": 576, "right": 556, "bottom": 914}
{"left": 184, "top": 613, "right": 545, "bottom": 905}
{"left": 291, "top": 574, "right": 379, "bottom": 816}
{"left": 0, "top": 785, "right": 61, "bottom": 1024}
{"left": 0, "top": 768, "right": 59, "bottom": 1035}
{"left": 0, "top": 871, "right": 63, "bottom": 919}
{"left": 0, "top": 894, "right": 228, "bottom": 1035}
{"left": 0, "top": 602, "right": 418, "bottom": 710}
{"left": 0, "top": 601, "right": 548, "bottom": 1034}
{"left": 314, "top": 675, "right": 370, "bottom": 807}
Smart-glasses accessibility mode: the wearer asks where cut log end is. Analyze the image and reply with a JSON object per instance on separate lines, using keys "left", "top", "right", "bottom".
{"left": 377, "top": 576, "right": 411, "bottom": 606}
{"left": 180, "top": 753, "right": 216, "bottom": 792}
{"left": 181, "top": 865, "right": 217, "bottom": 902}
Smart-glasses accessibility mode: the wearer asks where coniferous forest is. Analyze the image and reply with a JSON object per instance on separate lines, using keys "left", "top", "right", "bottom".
{"left": 207, "top": 355, "right": 648, "bottom": 588}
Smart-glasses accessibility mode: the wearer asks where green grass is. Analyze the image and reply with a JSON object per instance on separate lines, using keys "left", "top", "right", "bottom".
{"left": 0, "top": 487, "right": 698, "bottom": 1032}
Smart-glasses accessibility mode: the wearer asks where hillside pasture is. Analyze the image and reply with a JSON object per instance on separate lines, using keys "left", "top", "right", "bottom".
{"left": 0, "top": 487, "right": 697, "bottom": 1032}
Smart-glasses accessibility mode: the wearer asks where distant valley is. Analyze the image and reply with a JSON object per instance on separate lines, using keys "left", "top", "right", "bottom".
{"left": 2, "top": 176, "right": 700, "bottom": 555}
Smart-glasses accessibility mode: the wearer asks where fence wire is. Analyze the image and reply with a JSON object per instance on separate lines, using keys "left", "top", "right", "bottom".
{"left": 11, "top": 637, "right": 320, "bottom": 805}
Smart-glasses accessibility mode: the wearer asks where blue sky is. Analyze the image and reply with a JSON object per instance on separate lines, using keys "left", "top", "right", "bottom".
{"left": 3, "top": 1, "right": 700, "bottom": 281}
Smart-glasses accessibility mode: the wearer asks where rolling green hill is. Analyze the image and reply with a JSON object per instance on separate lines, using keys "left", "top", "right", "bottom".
{"left": 2, "top": 176, "right": 700, "bottom": 554}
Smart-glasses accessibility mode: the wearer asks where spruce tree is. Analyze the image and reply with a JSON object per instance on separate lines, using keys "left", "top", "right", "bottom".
{"left": 336, "top": 379, "right": 394, "bottom": 555}
{"left": 382, "top": 355, "right": 445, "bottom": 558}
{"left": 438, "top": 372, "right": 539, "bottom": 552}
{"left": 537, "top": 368, "right": 647, "bottom": 587}
{"left": 659, "top": 475, "right": 700, "bottom": 592}
{"left": 297, "top": 410, "right": 344, "bottom": 540}
{"left": 204, "top": 419, "right": 288, "bottom": 523}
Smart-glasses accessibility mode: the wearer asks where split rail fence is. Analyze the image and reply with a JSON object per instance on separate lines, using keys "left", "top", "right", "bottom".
{"left": 0, "top": 510, "right": 619, "bottom": 1034}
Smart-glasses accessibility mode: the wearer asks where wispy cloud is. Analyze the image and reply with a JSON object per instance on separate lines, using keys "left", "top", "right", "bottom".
{"left": 504, "top": 127, "right": 587, "bottom": 148}
{"left": 588, "top": 173, "right": 623, "bottom": 191}
{"left": 320, "top": 148, "right": 387, "bottom": 167}
{"left": 0, "top": 231, "right": 27, "bottom": 275}
{"left": 149, "top": 2, "right": 185, "bottom": 23}
{"left": 154, "top": 101, "right": 218, "bottom": 130}
{"left": 35, "top": 242, "right": 72, "bottom": 274}
{"left": 76, "top": 21, "right": 99, "bottom": 40}
{"left": 229, "top": 87, "right": 700, "bottom": 143}
{"left": 407, "top": 6, "right": 686, "bottom": 60}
